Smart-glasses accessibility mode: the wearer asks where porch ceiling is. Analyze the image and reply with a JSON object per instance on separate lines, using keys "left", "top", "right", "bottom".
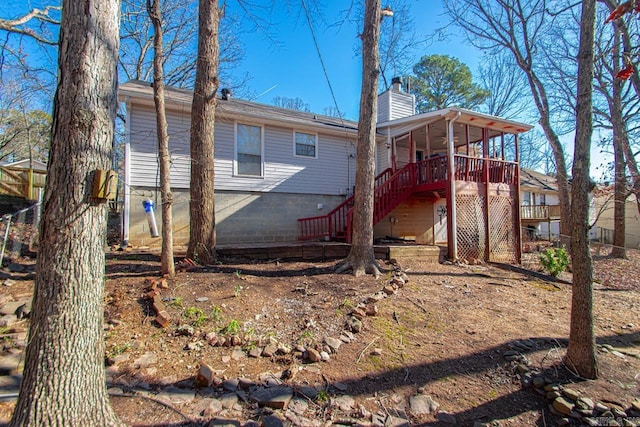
{"left": 378, "top": 107, "right": 533, "bottom": 142}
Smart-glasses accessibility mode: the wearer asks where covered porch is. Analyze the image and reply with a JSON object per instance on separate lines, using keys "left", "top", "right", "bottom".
{"left": 299, "top": 107, "right": 533, "bottom": 264}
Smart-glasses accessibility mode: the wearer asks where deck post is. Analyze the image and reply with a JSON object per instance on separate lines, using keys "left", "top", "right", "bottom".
{"left": 483, "top": 128, "right": 490, "bottom": 261}
{"left": 514, "top": 134, "right": 522, "bottom": 263}
{"left": 446, "top": 112, "right": 460, "bottom": 260}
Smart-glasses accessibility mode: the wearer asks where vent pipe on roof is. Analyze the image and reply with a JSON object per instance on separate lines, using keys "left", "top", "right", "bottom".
{"left": 391, "top": 76, "right": 402, "bottom": 92}
{"left": 221, "top": 88, "right": 232, "bottom": 100}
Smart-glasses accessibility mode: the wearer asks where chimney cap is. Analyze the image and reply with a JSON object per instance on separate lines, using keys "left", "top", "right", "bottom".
{"left": 391, "top": 77, "right": 402, "bottom": 85}
{"left": 221, "top": 88, "right": 232, "bottom": 100}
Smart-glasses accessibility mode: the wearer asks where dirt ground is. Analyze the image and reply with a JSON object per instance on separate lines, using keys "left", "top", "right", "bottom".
{"left": 0, "top": 245, "right": 639, "bottom": 426}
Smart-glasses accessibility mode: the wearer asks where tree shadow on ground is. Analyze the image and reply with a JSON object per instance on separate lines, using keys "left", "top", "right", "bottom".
{"left": 100, "top": 331, "right": 639, "bottom": 427}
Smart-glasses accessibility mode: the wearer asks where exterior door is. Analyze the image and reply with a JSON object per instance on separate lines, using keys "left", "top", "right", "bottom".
{"left": 434, "top": 199, "right": 448, "bottom": 243}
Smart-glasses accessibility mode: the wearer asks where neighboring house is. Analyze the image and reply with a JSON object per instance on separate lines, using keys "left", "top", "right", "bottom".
{"left": 519, "top": 168, "right": 597, "bottom": 242}
{"left": 519, "top": 168, "right": 562, "bottom": 240}
{"left": 592, "top": 186, "right": 640, "bottom": 248}
{"left": 120, "top": 78, "right": 533, "bottom": 262}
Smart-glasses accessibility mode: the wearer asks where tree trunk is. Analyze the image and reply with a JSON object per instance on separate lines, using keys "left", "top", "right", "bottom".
{"left": 148, "top": 0, "right": 175, "bottom": 276}
{"left": 186, "top": 0, "right": 221, "bottom": 265}
{"left": 565, "top": 0, "right": 598, "bottom": 380}
{"left": 336, "top": 0, "right": 382, "bottom": 277}
{"left": 10, "top": 0, "right": 122, "bottom": 424}
{"left": 610, "top": 27, "right": 627, "bottom": 259}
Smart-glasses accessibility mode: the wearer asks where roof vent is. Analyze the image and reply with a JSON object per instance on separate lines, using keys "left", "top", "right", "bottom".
{"left": 221, "top": 88, "right": 232, "bottom": 100}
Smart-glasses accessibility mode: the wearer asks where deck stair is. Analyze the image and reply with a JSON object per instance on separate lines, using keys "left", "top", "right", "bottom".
{"left": 298, "top": 162, "right": 419, "bottom": 242}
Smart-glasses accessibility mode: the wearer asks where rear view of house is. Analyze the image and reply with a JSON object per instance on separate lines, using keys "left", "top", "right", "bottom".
{"left": 120, "top": 78, "right": 532, "bottom": 262}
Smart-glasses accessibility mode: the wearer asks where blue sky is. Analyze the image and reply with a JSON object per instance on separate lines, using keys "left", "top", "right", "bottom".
{"left": 228, "top": 1, "right": 480, "bottom": 121}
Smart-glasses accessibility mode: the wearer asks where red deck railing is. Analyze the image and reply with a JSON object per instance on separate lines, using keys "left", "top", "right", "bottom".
{"left": 298, "top": 155, "right": 518, "bottom": 241}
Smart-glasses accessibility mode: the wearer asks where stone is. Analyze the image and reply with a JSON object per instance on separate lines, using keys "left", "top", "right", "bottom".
{"left": 198, "top": 398, "right": 223, "bottom": 417}
{"left": 562, "top": 388, "right": 580, "bottom": 401}
{"left": 365, "top": 304, "right": 379, "bottom": 316}
{"left": 383, "top": 285, "right": 397, "bottom": 295}
{"left": 222, "top": 378, "right": 239, "bottom": 392}
{"left": 220, "top": 393, "right": 238, "bottom": 409}
{"left": 288, "top": 396, "right": 309, "bottom": 415}
{"left": 231, "top": 347, "right": 245, "bottom": 361}
{"left": 595, "top": 402, "right": 610, "bottom": 413}
{"left": 553, "top": 397, "right": 575, "bottom": 415}
{"left": 206, "top": 332, "right": 218, "bottom": 346}
{"left": 533, "top": 376, "right": 546, "bottom": 388}
{"left": 350, "top": 307, "right": 366, "bottom": 320}
{"left": 0, "top": 301, "right": 25, "bottom": 316}
{"left": 176, "top": 324, "right": 195, "bottom": 336}
{"left": 263, "top": 343, "right": 278, "bottom": 357}
{"left": 306, "top": 348, "right": 321, "bottom": 363}
{"left": 384, "top": 415, "right": 409, "bottom": 427}
{"left": 333, "top": 382, "right": 348, "bottom": 392}
{"left": 0, "top": 314, "right": 18, "bottom": 327}
{"left": 195, "top": 363, "right": 215, "bottom": 387}
{"left": 248, "top": 347, "right": 263, "bottom": 358}
{"left": 133, "top": 352, "right": 157, "bottom": 368}
{"left": 631, "top": 400, "right": 640, "bottom": 412}
{"left": 577, "top": 397, "right": 596, "bottom": 410}
{"left": 155, "top": 311, "right": 171, "bottom": 328}
{"left": 196, "top": 297, "right": 209, "bottom": 302}
{"left": 320, "top": 351, "right": 330, "bottom": 362}
{"left": 238, "top": 377, "right": 254, "bottom": 390}
{"left": 260, "top": 414, "right": 285, "bottom": 427}
{"left": 436, "top": 411, "right": 457, "bottom": 424}
{"left": 371, "top": 348, "right": 383, "bottom": 356}
{"left": 252, "top": 386, "right": 293, "bottom": 409}
{"left": 0, "top": 355, "right": 22, "bottom": 375}
{"left": 276, "top": 343, "right": 291, "bottom": 354}
{"left": 298, "top": 386, "right": 318, "bottom": 400}
{"left": 410, "top": 395, "right": 440, "bottom": 415}
{"left": 324, "top": 337, "right": 342, "bottom": 352}
{"left": 156, "top": 385, "right": 195, "bottom": 405}
{"left": 332, "top": 395, "right": 355, "bottom": 412}
{"left": 346, "top": 316, "right": 362, "bottom": 333}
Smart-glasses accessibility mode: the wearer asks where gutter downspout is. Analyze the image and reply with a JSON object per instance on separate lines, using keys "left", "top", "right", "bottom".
{"left": 122, "top": 96, "right": 131, "bottom": 248}
{"left": 446, "top": 111, "right": 461, "bottom": 260}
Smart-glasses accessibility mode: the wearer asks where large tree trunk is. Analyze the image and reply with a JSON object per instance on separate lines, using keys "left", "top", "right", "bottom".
{"left": 186, "top": 0, "right": 221, "bottom": 265}
{"left": 565, "top": 0, "right": 598, "bottom": 380}
{"left": 148, "top": 0, "right": 175, "bottom": 276}
{"left": 10, "top": 0, "right": 122, "bottom": 425}
{"left": 336, "top": 0, "right": 382, "bottom": 277}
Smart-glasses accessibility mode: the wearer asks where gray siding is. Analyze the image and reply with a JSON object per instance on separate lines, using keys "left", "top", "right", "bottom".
{"left": 128, "top": 103, "right": 356, "bottom": 195}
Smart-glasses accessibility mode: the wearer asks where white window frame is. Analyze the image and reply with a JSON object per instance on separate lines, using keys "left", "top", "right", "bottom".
{"left": 234, "top": 122, "right": 265, "bottom": 177}
{"left": 293, "top": 131, "right": 318, "bottom": 159}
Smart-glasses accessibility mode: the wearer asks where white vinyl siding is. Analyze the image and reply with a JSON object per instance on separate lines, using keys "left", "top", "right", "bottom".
{"left": 294, "top": 131, "right": 317, "bottom": 158}
{"left": 235, "top": 123, "right": 264, "bottom": 177}
{"left": 127, "top": 103, "right": 356, "bottom": 195}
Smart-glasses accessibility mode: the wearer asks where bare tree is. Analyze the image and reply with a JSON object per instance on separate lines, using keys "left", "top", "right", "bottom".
{"left": 593, "top": 12, "right": 637, "bottom": 258}
{"left": 147, "top": 0, "right": 175, "bottom": 276}
{"left": 478, "top": 52, "right": 530, "bottom": 119}
{"left": 186, "top": 0, "right": 222, "bottom": 265}
{"left": 443, "top": 0, "right": 573, "bottom": 240}
{"left": 0, "top": 5, "right": 60, "bottom": 46}
{"left": 272, "top": 96, "right": 311, "bottom": 112}
{"left": 9, "top": 0, "right": 122, "bottom": 423}
{"left": 336, "top": 0, "right": 384, "bottom": 277}
{"left": 566, "top": 0, "right": 598, "bottom": 380}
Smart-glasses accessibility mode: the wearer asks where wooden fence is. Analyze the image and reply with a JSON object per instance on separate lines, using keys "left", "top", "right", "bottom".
{"left": 0, "top": 167, "right": 46, "bottom": 200}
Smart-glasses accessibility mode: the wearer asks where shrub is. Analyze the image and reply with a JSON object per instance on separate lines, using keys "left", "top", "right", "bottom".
{"left": 539, "top": 247, "right": 569, "bottom": 277}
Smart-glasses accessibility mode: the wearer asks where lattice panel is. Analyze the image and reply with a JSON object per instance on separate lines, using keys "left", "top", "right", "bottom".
{"left": 456, "top": 194, "right": 486, "bottom": 262}
{"left": 488, "top": 195, "right": 517, "bottom": 263}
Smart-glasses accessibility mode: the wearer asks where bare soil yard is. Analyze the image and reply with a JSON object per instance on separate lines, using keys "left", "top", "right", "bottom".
{"left": 0, "top": 246, "right": 638, "bottom": 426}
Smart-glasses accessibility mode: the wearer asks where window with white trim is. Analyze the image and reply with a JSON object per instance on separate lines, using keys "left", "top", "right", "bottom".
{"left": 294, "top": 131, "right": 317, "bottom": 158}
{"left": 236, "top": 123, "right": 263, "bottom": 176}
